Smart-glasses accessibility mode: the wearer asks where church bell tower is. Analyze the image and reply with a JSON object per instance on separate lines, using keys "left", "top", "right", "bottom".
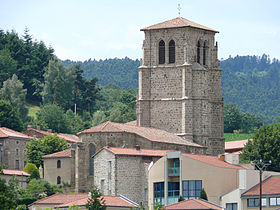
{"left": 137, "top": 17, "right": 224, "bottom": 155}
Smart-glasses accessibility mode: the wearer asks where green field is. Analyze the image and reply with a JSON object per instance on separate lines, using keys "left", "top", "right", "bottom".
{"left": 224, "top": 133, "right": 254, "bottom": 142}
{"left": 27, "top": 105, "right": 40, "bottom": 119}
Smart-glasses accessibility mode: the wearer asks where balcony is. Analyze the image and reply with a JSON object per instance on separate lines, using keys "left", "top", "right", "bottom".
{"left": 168, "top": 167, "right": 180, "bottom": 176}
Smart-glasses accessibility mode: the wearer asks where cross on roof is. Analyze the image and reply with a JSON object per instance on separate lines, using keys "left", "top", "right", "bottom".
{"left": 178, "top": 3, "right": 181, "bottom": 17}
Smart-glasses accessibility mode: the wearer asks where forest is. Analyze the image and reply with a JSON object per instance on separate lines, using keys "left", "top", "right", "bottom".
{"left": 0, "top": 28, "right": 279, "bottom": 134}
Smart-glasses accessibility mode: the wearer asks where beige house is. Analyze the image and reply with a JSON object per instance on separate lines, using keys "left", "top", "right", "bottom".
{"left": 29, "top": 193, "right": 138, "bottom": 210}
{"left": 240, "top": 175, "right": 280, "bottom": 210}
{"left": 0, "top": 169, "right": 30, "bottom": 188}
{"left": 0, "top": 127, "right": 31, "bottom": 170}
{"left": 42, "top": 149, "right": 73, "bottom": 186}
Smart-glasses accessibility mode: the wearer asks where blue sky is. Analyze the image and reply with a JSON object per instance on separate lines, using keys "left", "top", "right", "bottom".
{"left": 0, "top": 0, "right": 279, "bottom": 61}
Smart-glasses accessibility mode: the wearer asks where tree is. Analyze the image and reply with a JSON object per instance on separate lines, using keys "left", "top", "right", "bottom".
{"left": 25, "top": 134, "right": 68, "bottom": 168}
{"left": 0, "top": 74, "right": 28, "bottom": 121}
{"left": 0, "top": 176, "right": 20, "bottom": 209}
{"left": 224, "top": 103, "right": 242, "bottom": 133}
{"left": 65, "top": 109, "right": 85, "bottom": 134}
{"left": 0, "top": 99, "right": 23, "bottom": 131}
{"left": 36, "top": 104, "right": 71, "bottom": 133}
{"left": 200, "top": 188, "right": 208, "bottom": 200}
{"left": 0, "top": 49, "right": 17, "bottom": 87}
{"left": 92, "top": 111, "right": 107, "bottom": 126}
{"left": 24, "top": 163, "right": 40, "bottom": 180}
{"left": 86, "top": 187, "right": 106, "bottom": 210}
{"left": 240, "top": 123, "right": 280, "bottom": 172}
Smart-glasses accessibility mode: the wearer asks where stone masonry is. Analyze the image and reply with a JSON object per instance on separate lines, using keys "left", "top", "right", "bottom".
{"left": 137, "top": 17, "right": 225, "bottom": 155}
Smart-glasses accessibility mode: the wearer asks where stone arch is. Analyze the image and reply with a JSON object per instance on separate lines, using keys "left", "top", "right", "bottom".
{"left": 89, "top": 144, "right": 96, "bottom": 176}
{"left": 158, "top": 40, "right": 165, "bottom": 64}
{"left": 169, "top": 40, "right": 175, "bottom": 64}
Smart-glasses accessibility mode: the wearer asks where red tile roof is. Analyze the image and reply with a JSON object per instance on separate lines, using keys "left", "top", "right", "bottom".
{"left": 242, "top": 176, "right": 280, "bottom": 196}
{"left": 42, "top": 149, "right": 71, "bottom": 159}
{"left": 0, "top": 127, "right": 31, "bottom": 139}
{"left": 124, "top": 120, "right": 137, "bottom": 126}
{"left": 99, "top": 147, "right": 173, "bottom": 157}
{"left": 183, "top": 153, "right": 243, "bottom": 169}
{"left": 78, "top": 121, "right": 203, "bottom": 148}
{"left": 225, "top": 139, "right": 248, "bottom": 152}
{"left": 165, "top": 198, "right": 222, "bottom": 210}
{"left": 32, "top": 193, "right": 137, "bottom": 208}
{"left": 141, "top": 17, "right": 219, "bottom": 33}
{"left": 1, "top": 169, "right": 30, "bottom": 176}
{"left": 26, "top": 127, "right": 80, "bottom": 143}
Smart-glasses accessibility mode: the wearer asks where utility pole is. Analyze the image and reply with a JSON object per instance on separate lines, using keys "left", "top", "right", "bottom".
{"left": 251, "top": 159, "right": 271, "bottom": 210}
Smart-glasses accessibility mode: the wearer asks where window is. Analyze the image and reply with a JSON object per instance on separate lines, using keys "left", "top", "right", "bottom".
{"left": 203, "top": 41, "right": 207, "bottom": 65}
{"left": 226, "top": 203, "right": 237, "bottom": 210}
{"left": 197, "top": 41, "right": 201, "bottom": 63}
{"left": 169, "top": 40, "right": 175, "bottom": 64}
{"left": 182, "top": 180, "right": 202, "bottom": 199}
{"left": 15, "top": 160, "right": 19, "bottom": 169}
{"left": 159, "top": 40, "right": 165, "bottom": 64}
{"left": 57, "top": 160, "right": 61, "bottom": 168}
{"left": 89, "top": 144, "right": 96, "bottom": 176}
{"left": 24, "top": 161, "right": 27, "bottom": 167}
{"left": 248, "top": 198, "right": 267, "bottom": 207}
{"left": 168, "top": 182, "right": 179, "bottom": 197}
{"left": 16, "top": 149, "right": 19, "bottom": 155}
{"left": 108, "top": 178, "right": 111, "bottom": 193}
{"left": 168, "top": 158, "right": 180, "bottom": 176}
{"left": 101, "top": 179, "right": 104, "bottom": 193}
{"left": 57, "top": 176, "right": 61, "bottom": 184}
{"left": 270, "top": 197, "right": 280, "bottom": 206}
{"left": 154, "top": 182, "right": 164, "bottom": 205}
{"left": 108, "top": 161, "right": 112, "bottom": 174}
{"left": 144, "top": 188, "right": 148, "bottom": 201}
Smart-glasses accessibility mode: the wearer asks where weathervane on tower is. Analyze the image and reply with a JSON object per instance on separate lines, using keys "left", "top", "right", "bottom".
{"left": 178, "top": 3, "right": 181, "bottom": 17}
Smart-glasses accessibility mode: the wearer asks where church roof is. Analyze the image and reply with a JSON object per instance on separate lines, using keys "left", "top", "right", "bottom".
{"left": 0, "top": 127, "right": 31, "bottom": 139}
{"left": 141, "top": 17, "right": 219, "bottom": 33}
{"left": 78, "top": 121, "right": 203, "bottom": 148}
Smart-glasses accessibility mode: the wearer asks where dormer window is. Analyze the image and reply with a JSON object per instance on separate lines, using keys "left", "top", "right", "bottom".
{"left": 159, "top": 40, "right": 165, "bottom": 64}
{"left": 169, "top": 40, "right": 175, "bottom": 64}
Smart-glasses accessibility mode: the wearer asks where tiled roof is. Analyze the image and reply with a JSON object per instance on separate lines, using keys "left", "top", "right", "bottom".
{"left": 78, "top": 121, "right": 203, "bottom": 148}
{"left": 183, "top": 153, "right": 243, "bottom": 169}
{"left": 165, "top": 198, "right": 222, "bottom": 210}
{"left": 56, "top": 195, "right": 137, "bottom": 208}
{"left": 33, "top": 193, "right": 137, "bottom": 208}
{"left": 26, "top": 127, "right": 80, "bottom": 143}
{"left": 225, "top": 139, "right": 248, "bottom": 150}
{"left": 100, "top": 147, "right": 173, "bottom": 157}
{"left": 1, "top": 169, "right": 30, "bottom": 176}
{"left": 42, "top": 149, "right": 71, "bottom": 159}
{"left": 141, "top": 17, "right": 219, "bottom": 33}
{"left": 242, "top": 176, "right": 280, "bottom": 196}
{"left": 0, "top": 127, "right": 31, "bottom": 139}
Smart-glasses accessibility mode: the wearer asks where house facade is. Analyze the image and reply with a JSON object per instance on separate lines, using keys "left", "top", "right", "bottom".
{"left": 0, "top": 127, "right": 31, "bottom": 170}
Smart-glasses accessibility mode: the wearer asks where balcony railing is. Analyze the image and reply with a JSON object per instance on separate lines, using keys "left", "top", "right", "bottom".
{"left": 168, "top": 167, "right": 180, "bottom": 176}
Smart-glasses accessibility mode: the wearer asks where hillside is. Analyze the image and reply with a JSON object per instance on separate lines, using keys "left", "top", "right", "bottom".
{"left": 64, "top": 55, "right": 280, "bottom": 123}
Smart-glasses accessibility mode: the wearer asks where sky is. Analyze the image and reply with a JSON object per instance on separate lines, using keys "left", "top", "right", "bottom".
{"left": 0, "top": 0, "right": 279, "bottom": 61}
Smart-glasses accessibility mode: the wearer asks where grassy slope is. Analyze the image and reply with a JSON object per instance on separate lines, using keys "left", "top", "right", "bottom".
{"left": 27, "top": 104, "right": 40, "bottom": 119}
{"left": 224, "top": 133, "right": 254, "bottom": 142}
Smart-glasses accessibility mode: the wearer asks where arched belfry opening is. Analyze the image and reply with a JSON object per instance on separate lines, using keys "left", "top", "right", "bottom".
{"left": 159, "top": 40, "right": 165, "bottom": 64}
{"left": 197, "top": 41, "right": 201, "bottom": 63}
{"left": 89, "top": 144, "right": 96, "bottom": 176}
{"left": 169, "top": 40, "right": 175, "bottom": 64}
{"left": 203, "top": 41, "right": 207, "bottom": 65}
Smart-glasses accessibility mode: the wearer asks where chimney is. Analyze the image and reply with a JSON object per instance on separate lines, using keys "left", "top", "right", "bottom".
{"left": 27, "top": 125, "right": 32, "bottom": 130}
{"left": 135, "top": 145, "right": 140, "bottom": 151}
{"left": 48, "top": 129, "right": 52, "bottom": 133}
{"left": 37, "top": 126, "right": 40, "bottom": 130}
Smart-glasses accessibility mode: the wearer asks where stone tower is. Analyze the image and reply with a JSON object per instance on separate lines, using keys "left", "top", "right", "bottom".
{"left": 137, "top": 17, "right": 224, "bottom": 155}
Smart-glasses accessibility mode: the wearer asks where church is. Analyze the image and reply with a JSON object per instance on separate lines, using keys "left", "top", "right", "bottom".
{"left": 43, "top": 16, "right": 225, "bottom": 206}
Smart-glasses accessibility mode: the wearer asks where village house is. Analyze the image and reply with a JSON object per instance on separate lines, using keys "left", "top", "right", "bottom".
{"left": 0, "top": 127, "right": 31, "bottom": 170}
{"left": 0, "top": 168, "right": 30, "bottom": 188}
